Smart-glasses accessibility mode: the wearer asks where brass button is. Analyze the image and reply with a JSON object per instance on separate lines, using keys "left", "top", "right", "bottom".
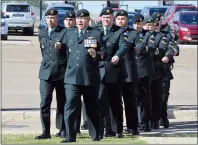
{"left": 77, "top": 57, "right": 79, "bottom": 59}
{"left": 50, "top": 54, "right": 51, "bottom": 56}
{"left": 77, "top": 64, "right": 79, "bottom": 66}
{"left": 50, "top": 61, "right": 52, "bottom": 63}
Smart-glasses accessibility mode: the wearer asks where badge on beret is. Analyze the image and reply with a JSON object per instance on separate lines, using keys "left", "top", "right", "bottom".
{"left": 106, "top": 9, "right": 110, "bottom": 14}
{"left": 69, "top": 12, "right": 72, "bottom": 16}
{"left": 80, "top": 12, "right": 84, "bottom": 16}
{"left": 50, "top": 10, "right": 54, "bottom": 15}
{"left": 121, "top": 11, "right": 124, "bottom": 14}
{"left": 140, "top": 18, "right": 142, "bottom": 21}
{"left": 157, "top": 13, "right": 160, "bottom": 17}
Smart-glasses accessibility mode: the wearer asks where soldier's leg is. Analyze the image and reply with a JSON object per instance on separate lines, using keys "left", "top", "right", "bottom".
{"left": 63, "top": 84, "right": 82, "bottom": 142}
{"left": 151, "top": 79, "right": 163, "bottom": 129}
{"left": 76, "top": 100, "right": 82, "bottom": 133}
{"left": 122, "top": 82, "right": 138, "bottom": 132}
{"left": 81, "top": 100, "right": 88, "bottom": 130}
{"left": 98, "top": 83, "right": 108, "bottom": 137}
{"left": 38, "top": 80, "right": 54, "bottom": 135}
{"left": 160, "top": 80, "right": 170, "bottom": 128}
{"left": 83, "top": 86, "right": 100, "bottom": 140}
{"left": 55, "top": 80, "right": 66, "bottom": 137}
{"left": 139, "top": 76, "right": 152, "bottom": 131}
{"left": 108, "top": 83, "right": 123, "bottom": 136}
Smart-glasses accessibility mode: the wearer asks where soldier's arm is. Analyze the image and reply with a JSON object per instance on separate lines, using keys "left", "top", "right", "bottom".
{"left": 169, "top": 40, "right": 180, "bottom": 56}
{"left": 160, "top": 37, "right": 174, "bottom": 60}
{"left": 115, "top": 33, "right": 128, "bottom": 58}
{"left": 94, "top": 31, "right": 106, "bottom": 60}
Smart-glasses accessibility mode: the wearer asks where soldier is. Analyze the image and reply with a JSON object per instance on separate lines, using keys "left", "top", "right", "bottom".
{"left": 114, "top": 9, "right": 139, "bottom": 135}
{"left": 97, "top": 7, "right": 128, "bottom": 138}
{"left": 60, "top": 9, "right": 105, "bottom": 143}
{"left": 158, "top": 13, "right": 180, "bottom": 128}
{"left": 63, "top": 11, "right": 76, "bottom": 29}
{"left": 130, "top": 13, "right": 155, "bottom": 132}
{"left": 62, "top": 11, "right": 83, "bottom": 133}
{"left": 35, "top": 8, "right": 66, "bottom": 139}
{"left": 150, "top": 12, "right": 175, "bottom": 129}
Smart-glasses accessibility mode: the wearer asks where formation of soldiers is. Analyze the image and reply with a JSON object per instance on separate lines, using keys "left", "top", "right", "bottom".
{"left": 36, "top": 6, "right": 180, "bottom": 143}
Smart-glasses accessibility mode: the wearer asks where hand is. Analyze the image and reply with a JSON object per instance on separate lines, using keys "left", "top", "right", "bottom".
{"left": 162, "top": 56, "right": 169, "bottom": 63}
{"left": 111, "top": 56, "right": 119, "bottom": 65}
{"left": 55, "top": 41, "right": 61, "bottom": 49}
{"left": 88, "top": 48, "right": 96, "bottom": 58}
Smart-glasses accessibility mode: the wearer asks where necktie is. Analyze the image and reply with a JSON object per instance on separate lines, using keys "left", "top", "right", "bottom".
{"left": 49, "top": 29, "right": 53, "bottom": 36}
{"left": 104, "top": 28, "right": 108, "bottom": 35}
{"left": 78, "top": 31, "right": 83, "bottom": 38}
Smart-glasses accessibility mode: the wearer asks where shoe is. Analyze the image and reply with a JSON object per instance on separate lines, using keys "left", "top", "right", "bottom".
{"left": 60, "top": 138, "right": 76, "bottom": 143}
{"left": 105, "top": 131, "right": 116, "bottom": 137}
{"left": 152, "top": 121, "right": 160, "bottom": 129}
{"left": 92, "top": 137, "right": 100, "bottom": 141}
{"left": 35, "top": 133, "right": 51, "bottom": 139}
{"left": 81, "top": 121, "right": 88, "bottom": 130}
{"left": 124, "top": 128, "right": 133, "bottom": 134}
{"left": 55, "top": 130, "right": 66, "bottom": 138}
{"left": 132, "top": 128, "right": 140, "bottom": 136}
{"left": 116, "top": 133, "right": 123, "bottom": 138}
{"left": 143, "top": 121, "right": 151, "bottom": 132}
{"left": 161, "top": 118, "right": 169, "bottom": 128}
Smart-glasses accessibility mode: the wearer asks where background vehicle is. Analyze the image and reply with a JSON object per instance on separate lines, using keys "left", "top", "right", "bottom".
{"left": 164, "top": 4, "right": 198, "bottom": 25}
{"left": 2, "top": 1, "right": 35, "bottom": 35}
{"left": 141, "top": 6, "right": 169, "bottom": 17}
{"left": 1, "top": 11, "right": 9, "bottom": 40}
{"left": 171, "top": 11, "right": 198, "bottom": 43}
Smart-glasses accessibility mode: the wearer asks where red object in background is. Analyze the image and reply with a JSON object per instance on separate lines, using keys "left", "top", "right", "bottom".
{"left": 171, "top": 11, "right": 198, "bottom": 43}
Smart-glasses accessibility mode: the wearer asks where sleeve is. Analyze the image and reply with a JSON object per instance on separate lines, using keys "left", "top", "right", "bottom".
{"left": 95, "top": 31, "right": 106, "bottom": 61}
{"left": 115, "top": 33, "right": 128, "bottom": 57}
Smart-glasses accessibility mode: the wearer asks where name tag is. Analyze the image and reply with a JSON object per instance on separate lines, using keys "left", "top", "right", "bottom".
{"left": 84, "top": 39, "right": 97, "bottom": 48}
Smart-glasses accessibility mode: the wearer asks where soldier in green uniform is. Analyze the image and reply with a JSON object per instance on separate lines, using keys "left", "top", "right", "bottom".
{"left": 150, "top": 12, "right": 175, "bottom": 129}
{"left": 114, "top": 9, "right": 139, "bottom": 135}
{"left": 60, "top": 9, "right": 105, "bottom": 143}
{"left": 97, "top": 7, "right": 128, "bottom": 138}
{"left": 157, "top": 13, "right": 180, "bottom": 128}
{"left": 129, "top": 14, "right": 155, "bottom": 132}
{"left": 35, "top": 8, "right": 67, "bottom": 139}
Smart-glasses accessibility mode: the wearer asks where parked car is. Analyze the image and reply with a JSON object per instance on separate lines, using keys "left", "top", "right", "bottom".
{"left": 128, "top": 12, "right": 137, "bottom": 28}
{"left": 1, "top": 11, "right": 9, "bottom": 40}
{"left": 2, "top": 1, "right": 35, "bottom": 35}
{"left": 164, "top": 4, "right": 198, "bottom": 25}
{"left": 171, "top": 11, "right": 198, "bottom": 43}
{"left": 141, "top": 6, "right": 169, "bottom": 17}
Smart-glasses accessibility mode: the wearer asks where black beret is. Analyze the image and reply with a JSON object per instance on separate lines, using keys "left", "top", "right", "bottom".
{"left": 143, "top": 16, "right": 154, "bottom": 24}
{"left": 115, "top": 9, "right": 128, "bottom": 18}
{"left": 75, "top": 9, "right": 90, "bottom": 17}
{"left": 133, "top": 14, "right": 144, "bottom": 23}
{"left": 100, "top": 7, "right": 114, "bottom": 16}
{"left": 64, "top": 11, "right": 75, "bottom": 19}
{"left": 45, "top": 8, "right": 58, "bottom": 16}
{"left": 151, "top": 12, "right": 163, "bottom": 21}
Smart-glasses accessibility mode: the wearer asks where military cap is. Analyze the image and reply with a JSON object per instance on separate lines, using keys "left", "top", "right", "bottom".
{"left": 64, "top": 11, "right": 75, "bottom": 19}
{"left": 45, "top": 8, "right": 58, "bottom": 16}
{"left": 99, "top": 7, "right": 114, "bottom": 16}
{"left": 75, "top": 9, "right": 90, "bottom": 17}
{"left": 133, "top": 14, "right": 144, "bottom": 23}
{"left": 151, "top": 12, "right": 163, "bottom": 21}
{"left": 115, "top": 9, "right": 128, "bottom": 18}
{"left": 143, "top": 16, "right": 154, "bottom": 24}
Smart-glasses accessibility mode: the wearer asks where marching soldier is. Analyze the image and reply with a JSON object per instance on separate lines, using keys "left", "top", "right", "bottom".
{"left": 130, "top": 13, "right": 155, "bottom": 132}
{"left": 157, "top": 13, "right": 180, "bottom": 128}
{"left": 60, "top": 9, "right": 105, "bottom": 143}
{"left": 35, "top": 8, "right": 66, "bottom": 139}
{"left": 97, "top": 7, "right": 128, "bottom": 138}
{"left": 150, "top": 12, "right": 175, "bottom": 129}
{"left": 114, "top": 9, "right": 139, "bottom": 135}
